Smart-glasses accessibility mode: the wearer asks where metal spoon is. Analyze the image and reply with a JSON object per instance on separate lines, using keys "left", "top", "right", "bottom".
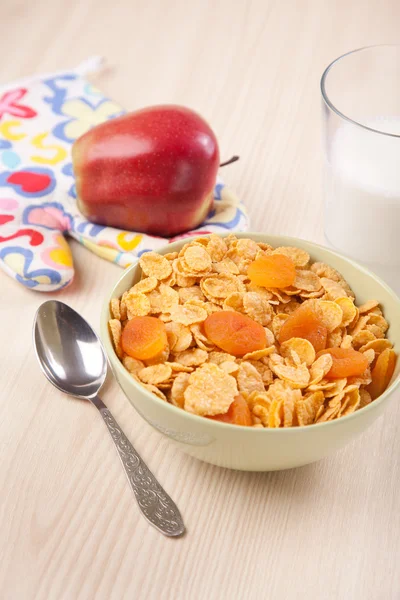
{"left": 33, "top": 300, "right": 185, "bottom": 537}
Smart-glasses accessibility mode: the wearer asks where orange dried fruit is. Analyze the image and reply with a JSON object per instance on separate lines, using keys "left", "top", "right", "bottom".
{"left": 318, "top": 347, "right": 369, "bottom": 379}
{"left": 121, "top": 316, "right": 168, "bottom": 360}
{"left": 279, "top": 304, "right": 328, "bottom": 353}
{"left": 208, "top": 395, "right": 252, "bottom": 426}
{"left": 204, "top": 310, "right": 266, "bottom": 357}
{"left": 367, "top": 348, "right": 397, "bottom": 400}
{"left": 247, "top": 254, "right": 296, "bottom": 289}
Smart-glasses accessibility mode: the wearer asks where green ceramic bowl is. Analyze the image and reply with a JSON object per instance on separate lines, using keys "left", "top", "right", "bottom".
{"left": 100, "top": 234, "right": 400, "bottom": 471}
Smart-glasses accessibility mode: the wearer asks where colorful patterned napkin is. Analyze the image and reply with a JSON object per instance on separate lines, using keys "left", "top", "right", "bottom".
{"left": 0, "top": 57, "right": 249, "bottom": 291}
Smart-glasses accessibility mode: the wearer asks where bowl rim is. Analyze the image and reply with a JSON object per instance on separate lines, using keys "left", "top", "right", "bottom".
{"left": 101, "top": 232, "right": 400, "bottom": 433}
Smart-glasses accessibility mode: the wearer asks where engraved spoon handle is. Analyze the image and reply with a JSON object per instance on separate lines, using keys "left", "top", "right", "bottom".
{"left": 91, "top": 395, "right": 185, "bottom": 537}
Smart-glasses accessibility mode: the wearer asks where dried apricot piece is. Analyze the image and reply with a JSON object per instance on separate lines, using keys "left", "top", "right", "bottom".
{"left": 208, "top": 395, "right": 252, "bottom": 426}
{"left": 121, "top": 316, "right": 167, "bottom": 361}
{"left": 247, "top": 254, "right": 296, "bottom": 289}
{"left": 318, "top": 347, "right": 369, "bottom": 379}
{"left": 367, "top": 348, "right": 397, "bottom": 400}
{"left": 278, "top": 304, "right": 328, "bottom": 353}
{"left": 204, "top": 310, "right": 266, "bottom": 357}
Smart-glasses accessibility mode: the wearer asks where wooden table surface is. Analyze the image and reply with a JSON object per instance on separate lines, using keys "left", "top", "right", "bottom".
{"left": 1, "top": 1, "right": 400, "bottom": 598}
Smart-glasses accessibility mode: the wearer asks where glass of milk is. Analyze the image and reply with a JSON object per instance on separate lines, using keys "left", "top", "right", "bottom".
{"left": 321, "top": 45, "right": 400, "bottom": 294}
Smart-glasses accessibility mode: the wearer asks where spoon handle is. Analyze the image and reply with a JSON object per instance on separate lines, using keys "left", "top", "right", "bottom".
{"left": 91, "top": 396, "right": 185, "bottom": 537}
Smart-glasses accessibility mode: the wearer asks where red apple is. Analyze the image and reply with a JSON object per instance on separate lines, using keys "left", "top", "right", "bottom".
{"left": 72, "top": 105, "right": 220, "bottom": 236}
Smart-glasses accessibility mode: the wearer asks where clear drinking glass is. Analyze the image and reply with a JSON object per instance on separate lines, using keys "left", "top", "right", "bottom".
{"left": 321, "top": 45, "right": 400, "bottom": 294}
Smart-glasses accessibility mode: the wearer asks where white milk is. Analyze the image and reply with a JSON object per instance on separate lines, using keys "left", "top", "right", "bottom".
{"left": 325, "top": 117, "right": 400, "bottom": 293}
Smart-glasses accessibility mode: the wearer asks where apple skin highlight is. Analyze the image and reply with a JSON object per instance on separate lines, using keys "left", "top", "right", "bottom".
{"left": 72, "top": 105, "right": 220, "bottom": 237}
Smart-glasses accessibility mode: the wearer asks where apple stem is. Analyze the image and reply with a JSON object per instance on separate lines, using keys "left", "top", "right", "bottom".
{"left": 219, "top": 155, "right": 240, "bottom": 167}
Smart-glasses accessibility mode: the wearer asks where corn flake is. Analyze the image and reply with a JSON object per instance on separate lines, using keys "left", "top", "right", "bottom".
{"left": 206, "top": 234, "right": 228, "bottom": 262}
{"left": 335, "top": 297, "right": 357, "bottom": 327}
{"left": 138, "top": 364, "right": 172, "bottom": 385}
{"left": 164, "top": 251, "right": 179, "bottom": 261}
{"left": 352, "top": 330, "right": 376, "bottom": 349}
{"left": 266, "top": 381, "right": 301, "bottom": 427}
{"left": 367, "top": 314, "right": 388, "bottom": 333}
{"left": 339, "top": 388, "right": 360, "bottom": 417}
{"left": 213, "top": 257, "right": 240, "bottom": 275}
{"left": 264, "top": 327, "right": 275, "bottom": 346}
{"left": 174, "top": 348, "right": 209, "bottom": 367}
{"left": 366, "top": 324, "right": 385, "bottom": 339}
{"left": 359, "top": 339, "right": 393, "bottom": 355}
{"left": 272, "top": 313, "right": 289, "bottom": 338}
{"left": 243, "top": 347, "right": 275, "bottom": 361}
{"left": 245, "top": 360, "right": 274, "bottom": 385}
{"left": 142, "top": 383, "right": 167, "bottom": 401}
{"left": 125, "top": 291, "right": 151, "bottom": 318}
{"left": 359, "top": 389, "right": 372, "bottom": 408}
{"left": 280, "top": 338, "right": 316, "bottom": 366}
{"left": 169, "top": 303, "right": 208, "bottom": 326}
{"left": 139, "top": 252, "right": 172, "bottom": 280}
{"left": 309, "top": 354, "right": 333, "bottom": 385}
{"left": 119, "top": 295, "right": 128, "bottom": 321}
{"left": 109, "top": 319, "right": 123, "bottom": 358}
{"left": 110, "top": 298, "right": 121, "bottom": 320}
{"left": 358, "top": 300, "right": 380, "bottom": 314}
{"left": 293, "top": 270, "right": 322, "bottom": 292}
{"left": 165, "top": 321, "right": 193, "bottom": 353}
{"left": 323, "top": 378, "right": 347, "bottom": 398}
{"left": 273, "top": 246, "right": 310, "bottom": 267}
{"left": 237, "top": 361, "right": 265, "bottom": 395}
{"left": 122, "top": 355, "right": 145, "bottom": 374}
{"left": 350, "top": 315, "right": 370, "bottom": 337}
{"left": 347, "top": 368, "right": 372, "bottom": 387}
{"left": 223, "top": 292, "right": 245, "bottom": 313}
{"left": 148, "top": 284, "right": 179, "bottom": 314}
{"left": 251, "top": 404, "right": 270, "bottom": 426}
{"left": 320, "top": 278, "right": 349, "bottom": 300}
{"left": 340, "top": 334, "right": 353, "bottom": 349}
{"left": 246, "top": 283, "right": 274, "bottom": 301}
{"left": 184, "top": 363, "right": 238, "bottom": 416}
{"left": 170, "top": 372, "right": 190, "bottom": 408}
{"left": 208, "top": 351, "right": 237, "bottom": 364}
{"left": 296, "top": 391, "right": 324, "bottom": 426}
{"left": 243, "top": 292, "right": 273, "bottom": 325}
{"left": 269, "top": 358, "right": 310, "bottom": 389}
{"left": 219, "top": 361, "right": 240, "bottom": 375}
{"left": 311, "top": 263, "right": 355, "bottom": 297}
{"left": 201, "top": 274, "right": 245, "bottom": 301}
{"left": 327, "top": 328, "right": 344, "bottom": 348}
{"left": 268, "top": 398, "right": 284, "bottom": 428}
{"left": 175, "top": 272, "right": 197, "bottom": 288}
{"left": 190, "top": 323, "right": 216, "bottom": 351}
{"left": 247, "top": 390, "right": 272, "bottom": 410}
{"left": 316, "top": 403, "right": 341, "bottom": 423}
{"left": 363, "top": 349, "right": 375, "bottom": 365}
{"left": 182, "top": 245, "right": 212, "bottom": 273}
{"left": 178, "top": 286, "right": 206, "bottom": 303}
{"left": 132, "top": 276, "right": 158, "bottom": 294}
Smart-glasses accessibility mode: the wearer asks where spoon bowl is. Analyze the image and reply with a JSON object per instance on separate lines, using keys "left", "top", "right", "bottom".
{"left": 33, "top": 300, "right": 107, "bottom": 398}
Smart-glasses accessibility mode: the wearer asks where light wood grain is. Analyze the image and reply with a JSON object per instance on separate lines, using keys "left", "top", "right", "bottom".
{"left": 1, "top": 1, "right": 400, "bottom": 598}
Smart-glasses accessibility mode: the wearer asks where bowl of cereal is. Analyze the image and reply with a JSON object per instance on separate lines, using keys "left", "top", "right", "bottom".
{"left": 101, "top": 234, "right": 400, "bottom": 471}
